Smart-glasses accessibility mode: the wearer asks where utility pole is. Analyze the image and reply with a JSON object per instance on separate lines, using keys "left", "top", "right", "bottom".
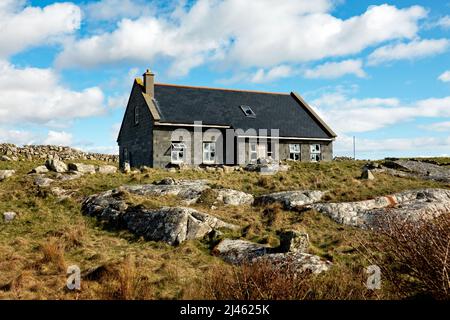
{"left": 353, "top": 136, "right": 356, "bottom": 160}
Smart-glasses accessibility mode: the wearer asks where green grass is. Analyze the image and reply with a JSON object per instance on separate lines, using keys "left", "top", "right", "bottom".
{"left": 0, "top": 159, "right": 448, "bottom": 299}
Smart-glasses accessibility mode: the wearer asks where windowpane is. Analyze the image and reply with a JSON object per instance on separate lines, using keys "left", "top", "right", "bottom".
{"left": 203, "top": 142, "right": 216, "bottom": 163}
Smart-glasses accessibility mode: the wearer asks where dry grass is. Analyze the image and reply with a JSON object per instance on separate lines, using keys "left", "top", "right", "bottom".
{"left": 0, "top": 158, "right": 448, "bottom": 299}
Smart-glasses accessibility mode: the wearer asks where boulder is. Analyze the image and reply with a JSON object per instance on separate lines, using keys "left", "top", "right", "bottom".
{"left": 68, "top": 163, "right": 96, "bottom": 174}
{"left": 255, "top": 190, "right": 326, "bottom": 210}
{"left": 3, "top": 212, "right": 16, "bottom": 222}
{"left": 278, "top": 230, "right": 309, "bottom": 253}
{"left": 82, "top": 189, "right": 238, "bottom": 245}
{"left": 1, "top": 155, "right": 12, "bottom": 161}
{"left": 381, "top": 159, "right": 450, "bottom": 183}
{"left": 56, "top": 171, "right": 84, "bottom": 181}
{"left": 29, "top": 165, "right": 49, "bottom": 174}
{"left": 97, "top": 165, "right": 117, "bottom": 174}
{"left": 0, "top": 170, "right": 15, "bottom": 181}
{"left": 361, "top": 168, "right": 375, "bottom": 180}
{"left": 34, "top": 176, "right": 54, "bottom": 187}
{"left": 215, "top": 189, "right": 254, "bottom": 206}
{"left": 45, "top": 158, "right": 68, "bottom": 173}
{"left": 213, "top": 237, "right": 330, "bottom": 274}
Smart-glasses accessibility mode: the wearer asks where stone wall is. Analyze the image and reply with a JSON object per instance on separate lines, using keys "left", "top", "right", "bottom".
{"left": 0, "top": 143, "right": 118, "bottom": 162}
{"left": 118, "top": 82, "right": 153, "bottom": 168}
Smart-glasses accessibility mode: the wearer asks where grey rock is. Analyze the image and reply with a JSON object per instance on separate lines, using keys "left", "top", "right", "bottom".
{"left": 255, "top": 252, "right": 331, "bottom": 274}
{"left": 97, "top": 165, "right": 117, "bottom": 174}
{"left": 0, "top": 170, "right": 15, "bottom": 181}
{"left": 215, "top": 189, "right": 254, "bottom": 206}
{"left": 3, "top": 211, "right": 17, "bottom": 222}
{"left": 68, "top": 163, "right": 96, "bottom": 174}
{"left": 310, "top": 188, "right": 450, "bottom": 229}
{"left": 361, "top": 168, "right": 375, "bottom": 180}
{"left": 34, "top": 176, "right": 54, "bottom": 187}
{"left": 255, "top": 190, "right": 326, "bottom": 210}
{"left": 382, "top": 159, "right": 450, "bottom": 183}
{"left": 82, "top": 189, "right": 238, "bottom": 245}
{"left": 29, "top": 165, "right": 49, "bottom": 174}
{"left": 55, "top": 171, "right": 84, "bottom": 181}
{"left": 45, "top": 158, "right": 68, "bottom": 173}
{"left": 213, "top": 239, "right": 270, "bottom": 264}
{"left": 1, "top": 155, "right": 12, "bottom": 161}
{"left": 278, "top": 230, "right": 309, "bottom": 253}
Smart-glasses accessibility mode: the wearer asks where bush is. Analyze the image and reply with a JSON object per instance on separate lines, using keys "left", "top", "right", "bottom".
{"left": 371, "top": 214, "right": 450, "bottom": 300}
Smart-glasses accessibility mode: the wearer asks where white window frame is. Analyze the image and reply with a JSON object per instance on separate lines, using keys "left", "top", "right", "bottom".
{"left": 289, "top": 144, "right": 301, "bottom": 161}
{"left": 249, "top": 142, "right": 258, "bottom": 162}
{"left": 203, "top": 142, "right": 216, "bottom": 164}
{"left": 310, "top": 144, "right": 321, "bottom": 162}
{"left": 171, "top": 142, "right": 186, "bottom": 164}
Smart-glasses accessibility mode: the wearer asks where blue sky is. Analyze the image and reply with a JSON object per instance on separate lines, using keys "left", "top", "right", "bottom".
{"left": 0, "top": 0, "right": 449, "bottom": 159}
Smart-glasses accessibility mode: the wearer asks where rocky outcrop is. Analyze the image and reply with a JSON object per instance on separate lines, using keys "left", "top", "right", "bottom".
{"left": 255, "top": 190, "right": 326, "bottom": 210}
{"left": 82, "top": 188, "right": 238, "bottom": 245}
{"left": 245, "top": 159, "right": 290, "bottom": 174}
{"left": 310, "top": 188, "right": 450, "bottom": 228}
{"left": 213, "top": 231, "right": 330, "bottom": 274}
{"left": 45, "top": 158, "right": 68, "bottom": 173}
{"left": 215, "top": 189, "right": 254, "bottom": 206}
{"left": 34, "top": 176, "right": 54, "bottom": 187}
{"left": 0, "top": 143, "right": 118, "bottom": 162}
{"left": 68, "top": 163, "right": 96, "bottom": 174}
{"left": 0, "top": 170, "right": 15, "bottom": 181}
{"left": 380, "top": 159, "right": 450, "bottom": 183}
{"left": 29, "top": 165, "right": 49, "bottom": 174}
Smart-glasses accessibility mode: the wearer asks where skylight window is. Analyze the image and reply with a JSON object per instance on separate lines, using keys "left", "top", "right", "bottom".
{"left": 240, "top": 105, "right": 256, "bottom": 118}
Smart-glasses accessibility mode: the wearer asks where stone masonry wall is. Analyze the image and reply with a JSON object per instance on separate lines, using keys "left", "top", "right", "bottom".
{"left": 0, "top": 143, "right": 118, "bottom": 162}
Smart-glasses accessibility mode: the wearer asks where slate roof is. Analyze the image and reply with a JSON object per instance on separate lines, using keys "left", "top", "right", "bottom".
{"left": 141, "top": 82, "right": 336, "bottom": 139}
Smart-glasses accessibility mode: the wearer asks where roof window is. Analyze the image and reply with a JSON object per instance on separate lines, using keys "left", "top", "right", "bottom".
{"left": 240, "top": 105, "right": 256, "bottom": 118}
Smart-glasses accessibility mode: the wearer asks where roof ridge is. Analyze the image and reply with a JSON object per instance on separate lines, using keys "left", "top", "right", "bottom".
{"left": 154, "top": 82, "right": 289, "bottom": 95}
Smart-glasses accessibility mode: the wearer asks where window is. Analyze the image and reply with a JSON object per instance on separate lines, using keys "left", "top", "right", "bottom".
{"left": 171, "top": 142, "right": 186, "bottom": 164}
{"left": 203, "top": 142, "right": 216, "bottom": 164}
{"left": 249, "top": 142, "right": 258, "bottom": 162}
{"left": 240, "top": 105, "right": 256, "bottom": 118}
{"left": 289, "top": 144, "right": 300, "bottom": 161}
{"left": 310, "top": 144, "right": 321, "bottom": 162}
{"left": 134, "top": 106, "right": 139, "bottom": 125}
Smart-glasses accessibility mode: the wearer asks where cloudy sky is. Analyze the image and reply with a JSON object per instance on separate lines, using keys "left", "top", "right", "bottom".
{"left": 0, "top": 0, "right": 449, "bottom": 159}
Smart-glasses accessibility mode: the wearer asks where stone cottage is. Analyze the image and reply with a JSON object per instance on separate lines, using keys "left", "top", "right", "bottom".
{"left": 117, "top": 69, "right": 337, "bottom": 168}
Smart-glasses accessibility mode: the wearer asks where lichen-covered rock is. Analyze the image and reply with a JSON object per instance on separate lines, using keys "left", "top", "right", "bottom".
{"left": 213, "top": 237, "right": 329, "bottom": 274}
{"left": 29, "top": 165, "right": 49, "bottom": 174}
{"left": 215, "top": 189, "right": 254, "bottom": 206}
{"left": 55, "top": 172, "right": 84, "bottom": 181}
{"left": 82, "top": 189, "right": 238, "bottom": 245}
{"left": 68, "top": 163, "right": 96, "bottom": 174}
{"left": 381, "top": 160, "right": 450, "bottom": 183}
{"left": 278, "top": 230, "right": 309, "bottom": 253}
{"left": 45, "top": 158, "right": 68, "bottom": 173}
{"left": 34, "top": 176, "right": 54, "bottom": 187}
{"left": 97, "top": 165, "right": 117, "bottom": 174}
{"left": 0, "top": 170, "right": 15, "bottom": 181}
{"left": 310, "top": 188, "right": 450, "bottom": 229}
{"left": 255, "top": 190, "right": 326, "bottom": 210}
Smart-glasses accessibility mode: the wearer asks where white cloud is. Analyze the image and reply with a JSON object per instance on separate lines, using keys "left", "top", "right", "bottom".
{"left": 107, "top": 94, "right": 129, "bottom": 109}
{"left": 334, "top": 134, "right": 450, "bottom": 154}
{"left": 311, "top": 90, "right": 450, "bottom": 133}
{"left": 367, "top": 38, "right": 450, "bottom": 65}
{"left": 437, "top": 15, "right": 450, "bottom": 29}
{"left": 423, "top": 121, "right": 450, "bottom": 132}
{"left": 0, "top": 128, "right": 37, "bottom": 146}
{"left": 56, "top": 2, "right": 427, "bottom": 76}
{"left": 304, "top": 59, "right": 366, "bottom": 79}
{"left": 44, "top": 131, "right": 73, "bottom": 146}
{"left": 0, "top": 61, "right": 105, "bottom": 125}
{"left": 84, "top": 0, "right": 153, "bottom": 21}
{"left": 438, "top": 70, "right": 450, "bottom": 82}
{"left": 250, "top": 65, "right": 294, "bottom": 83}
{"left": 0, "top": 1, "right": 81, "bottom": 58}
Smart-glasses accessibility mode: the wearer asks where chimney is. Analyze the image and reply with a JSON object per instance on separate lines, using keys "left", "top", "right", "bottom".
{"left": 143, "top": 69, "right": 155, "bottom": 97}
